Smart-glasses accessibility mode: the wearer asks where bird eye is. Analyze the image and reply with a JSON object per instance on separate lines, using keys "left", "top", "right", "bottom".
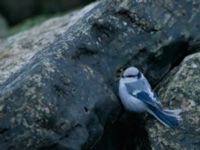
{"left": 125, "top": 72, "right": 141, "bottom": 78}
{"left": 126, "top": 75, "right": 137, "bottom": 78}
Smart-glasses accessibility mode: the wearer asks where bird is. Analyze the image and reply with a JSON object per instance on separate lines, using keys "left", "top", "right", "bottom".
{"left": 119, "top": 66, "right": 181, "bottom": 128}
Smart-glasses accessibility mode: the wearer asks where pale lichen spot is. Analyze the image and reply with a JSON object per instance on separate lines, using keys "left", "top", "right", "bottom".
{"left": 43, "top": 60, "right": 56, "bottom": 73}
{"left": 97, "top": 37, "right": 102, "bottom": 42}
{"left": 135, "top": 0, "right": 149, "bottom": 3}
{"left": 31, "top": 74, "right": 43, "bottom": 87}
{"left": 10, "top": 117, "right": 16, "bottom": 124}
{"left": 123, "top": 21, "right": 128, "bottom": 26}
{"left": 95, "top": 41, "right": 99, "bottom": 45}
{"left": 56, "top": 49, "right": 65, "bottom": 59}
{"left": 119, "top": 0, "right": 130, "bottom": 9}
{"left": 82, "top": 65, "right": 95, "bottom": 78}
{"left": 44, "top": 107, "right": 50, "bottom": 114}
{"left": 22, "top": 118, "right": 29, "bottom": 128}
{"left": 0, "top": 104, "right": 4, "bottom": 112}
{"left": 15, "top": 113, "right": 23, "bottom": 124}
{"left": 182, "top": 99, "right": 196, "bottom": 111}
{"left": 25, "top": 87, "right": 36, "bottom": 97}
{"left": 191, "top": 63, "right": 198, "bottom": 68}
{"left": 188, "top": 112, "right": 199, "bottom": 125}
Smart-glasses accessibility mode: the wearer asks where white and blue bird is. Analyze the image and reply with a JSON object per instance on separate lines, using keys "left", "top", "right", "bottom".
{"left": 119, "top": 66, "right": 181, "bottom": 128}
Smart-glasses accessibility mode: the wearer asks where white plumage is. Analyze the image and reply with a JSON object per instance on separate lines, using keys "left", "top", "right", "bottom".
{"left": 119, "top": 66, "right": 181, "bottom": 128}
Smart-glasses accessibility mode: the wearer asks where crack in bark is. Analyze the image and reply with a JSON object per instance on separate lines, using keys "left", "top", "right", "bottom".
{"left": 116, "top": 9, "right": 160, "bottom": 33}
{"left": 71, "top": 47, "right": 98, "bottom": 60}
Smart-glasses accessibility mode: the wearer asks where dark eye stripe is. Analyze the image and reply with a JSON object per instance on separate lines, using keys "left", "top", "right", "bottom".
{"left": 124, "top": 72, "right": 141, "bottom": 78}
{"left": 126, "top": 75, "right": 137, "bottom": 78}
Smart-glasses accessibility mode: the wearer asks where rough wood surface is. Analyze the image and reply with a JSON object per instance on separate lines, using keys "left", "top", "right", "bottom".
{"left": 0, "top": 0, "right": 199, "bottom": 149}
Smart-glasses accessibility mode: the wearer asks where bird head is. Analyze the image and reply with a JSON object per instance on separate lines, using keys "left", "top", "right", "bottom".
{"left": 122, "top": 66, "right": 141, "bottom": 79}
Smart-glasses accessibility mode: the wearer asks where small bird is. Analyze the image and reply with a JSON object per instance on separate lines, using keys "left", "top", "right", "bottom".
{"left": 119, "top": 66, "right": 181, "bottom": 128}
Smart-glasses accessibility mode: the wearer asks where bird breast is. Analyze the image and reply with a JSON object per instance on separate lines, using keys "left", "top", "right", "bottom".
{"left": 119, "top": 79, "right": 147, "bottom": 112}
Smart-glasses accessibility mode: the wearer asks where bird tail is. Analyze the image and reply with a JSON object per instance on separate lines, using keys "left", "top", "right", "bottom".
{"left": 148, "top": 107, "right": 182, "bottom": 128}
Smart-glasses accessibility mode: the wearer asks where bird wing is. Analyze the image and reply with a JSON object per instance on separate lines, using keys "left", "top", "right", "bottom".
{"left": 125, "top": 80, "right": 161, "bottom": 108}
{"left": 125, "top": 79, "right": 148, "bottom": 94}
{"left": 134, "top": 91, "right": 161, "bottom": 108}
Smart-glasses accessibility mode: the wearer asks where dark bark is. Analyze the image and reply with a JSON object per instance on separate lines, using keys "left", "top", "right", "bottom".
{"left": 0, "top": 0, "right": 199, "bottom": 149}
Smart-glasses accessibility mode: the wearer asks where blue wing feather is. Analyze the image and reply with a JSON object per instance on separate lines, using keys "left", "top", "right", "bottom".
{"left": 135, "top": 91, "right": 160, "bottom": 108}
{"left": 148, "top": 105, "right": 180, "bottom": 128}
{"left": 125, "top": 79, "right": 161, "bottom": 107}
{"left": 136, "top": 92, "right": 179, "bottom": 128}
{"left": 123, "top": 76, "right": 180, "bottom": 128}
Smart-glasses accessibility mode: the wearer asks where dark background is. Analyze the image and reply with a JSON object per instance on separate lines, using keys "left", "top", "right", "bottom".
{"left": 0, "top": 0, "right": 94, "bottom": 26}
